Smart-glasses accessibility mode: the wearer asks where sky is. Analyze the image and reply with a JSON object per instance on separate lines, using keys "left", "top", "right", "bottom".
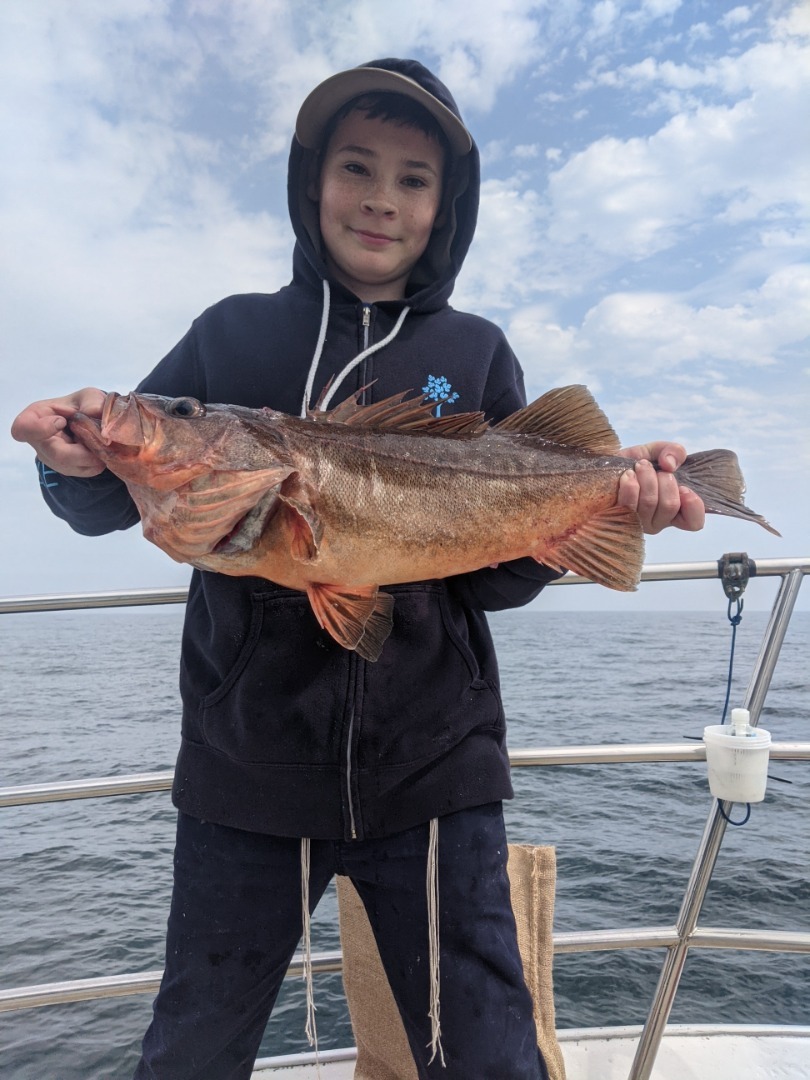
{"left": 1, "top": 0, "right": 808, "bottom": 613}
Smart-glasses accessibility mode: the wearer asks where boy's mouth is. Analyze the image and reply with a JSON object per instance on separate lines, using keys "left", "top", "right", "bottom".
{"left": 353, "top": 229, "right": 397, "bottom": 246}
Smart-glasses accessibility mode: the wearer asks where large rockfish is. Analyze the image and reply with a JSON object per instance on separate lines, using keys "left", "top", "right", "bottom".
{"left": 70, "top": 385, "right": 778, "bottom": 661}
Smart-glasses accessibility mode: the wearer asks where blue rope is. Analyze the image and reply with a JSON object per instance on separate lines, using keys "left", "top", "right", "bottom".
{"left": 717, "top": 596, "right": 750, "bottom": 826}
{"left": 719, "top": 597, "right": 743, "bottom": 726}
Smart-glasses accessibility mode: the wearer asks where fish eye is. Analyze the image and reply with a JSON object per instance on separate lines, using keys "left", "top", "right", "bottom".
{"left": 165, "top": 397, "right": 206, "bottom": 418}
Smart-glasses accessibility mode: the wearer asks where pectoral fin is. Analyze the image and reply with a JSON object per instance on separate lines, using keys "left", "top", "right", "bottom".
{"left": 307, "top": 583, "right": 394, "bottom": 662}
{"left": 539, "top": 504, "right": 645, "bottom": 591}
{"left": 278, "top": 476, "right": 324, "bottom": 562}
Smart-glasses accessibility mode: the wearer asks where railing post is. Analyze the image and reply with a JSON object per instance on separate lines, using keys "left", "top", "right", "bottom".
{"left": 628, "top": 568, "right": 806, "bottom": 1080}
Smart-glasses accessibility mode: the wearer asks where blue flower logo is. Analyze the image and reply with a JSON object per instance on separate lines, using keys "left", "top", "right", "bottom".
{"left": 422, "top": 374, "right": 459, "bottom": 416}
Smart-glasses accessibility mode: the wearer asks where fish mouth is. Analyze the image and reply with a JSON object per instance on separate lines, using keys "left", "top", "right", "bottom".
{"left": 68, "top": 411, "right": 104, "bottom": 451}
{"left": 212, "top": 485, "right": 282, "bottom": 554}
{"left": 71, "top": 392, "right": 154, "bottom": 455}
{"left": 100, "top": 391, "right": 120, "bottom": 428}
{"left": 100, "top": 392, "right": 156, "bottom": 448}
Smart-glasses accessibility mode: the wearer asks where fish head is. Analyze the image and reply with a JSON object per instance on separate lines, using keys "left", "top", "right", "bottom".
{"left": 71, "top": 392, "right": 287, "bottom": 489}
{"left": 70, "top": 392, "right": 296, "bottom": 563}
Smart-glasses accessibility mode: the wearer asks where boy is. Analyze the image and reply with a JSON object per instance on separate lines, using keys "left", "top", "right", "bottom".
{"left": 12, "top": 59, "right": 704, "bottom": 1079}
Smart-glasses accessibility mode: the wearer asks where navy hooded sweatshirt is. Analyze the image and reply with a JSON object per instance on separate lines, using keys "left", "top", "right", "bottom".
{"left": 39, "top": 59, "right": 561, "bottom": 841}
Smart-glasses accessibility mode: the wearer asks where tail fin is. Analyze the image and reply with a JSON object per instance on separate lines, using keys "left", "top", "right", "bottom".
{"left": 676, "top": 450, "right": 780, "bottom": 536}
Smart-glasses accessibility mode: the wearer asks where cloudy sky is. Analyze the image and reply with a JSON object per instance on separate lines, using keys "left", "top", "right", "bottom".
{"left": 1, "top": 0, "right": 807, "bottom": 612}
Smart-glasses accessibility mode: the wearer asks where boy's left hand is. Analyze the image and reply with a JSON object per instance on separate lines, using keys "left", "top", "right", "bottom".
{"left": 617, "top": 442, "right": 706, "bottom": 534}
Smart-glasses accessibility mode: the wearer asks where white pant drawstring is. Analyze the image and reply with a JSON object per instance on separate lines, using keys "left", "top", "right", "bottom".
{"left": 427, "top": 816, "right": 445, "bottom": 1066}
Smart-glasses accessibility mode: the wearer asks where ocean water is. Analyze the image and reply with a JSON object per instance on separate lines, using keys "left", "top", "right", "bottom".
{"left": 0, "top": 603, "right": 807, "bottom": 1079}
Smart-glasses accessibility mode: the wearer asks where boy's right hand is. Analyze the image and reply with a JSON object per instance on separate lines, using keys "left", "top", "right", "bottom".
{"left": 11, "top": 388, "right": 108, "bottom": 477}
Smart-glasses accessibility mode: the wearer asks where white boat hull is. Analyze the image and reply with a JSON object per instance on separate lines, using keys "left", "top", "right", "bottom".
{"left": 252, "top": 1025, "right": 810, "bottom": 1078}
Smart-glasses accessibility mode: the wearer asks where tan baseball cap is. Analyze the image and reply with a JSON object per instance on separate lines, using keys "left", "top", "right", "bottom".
{"left": 295, "top": 62, "right": 473, "bottom": 157}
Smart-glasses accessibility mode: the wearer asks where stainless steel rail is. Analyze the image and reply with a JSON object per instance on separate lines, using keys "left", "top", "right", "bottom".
{"left": 1, "top": 557, "right": 807, "bottom": 1078}
{"left": 0, "top": 771, "right": 174, "bottom": 807}
{"left": 4, "top": 925, "right": 809, "bottom": 1015}
{"left": 0, "top": 586, "right": 190, "bottom": 614}
{"left": 553, "top": 556, "right": 810, "bottom": 585}
{"left": 0, "top": 952, "right": 345, "bottom": 1013}
{"left": 1, "top": 557, "right": 808, "bottom": 614}
{"left": 3, "top": 743, "right": 810, "bottom": 808}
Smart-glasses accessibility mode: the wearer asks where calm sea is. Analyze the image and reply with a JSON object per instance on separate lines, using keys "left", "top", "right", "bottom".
{"left": 1, "top": 604, "right": 807, "bottom": 1079}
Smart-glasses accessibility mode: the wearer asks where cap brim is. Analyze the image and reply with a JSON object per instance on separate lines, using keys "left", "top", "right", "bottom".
{"left": 295, "top": 67, "right": 472, "bottom": 157}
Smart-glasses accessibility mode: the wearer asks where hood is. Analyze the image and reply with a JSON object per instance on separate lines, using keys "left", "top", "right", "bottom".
{"left": 287, "top": 58, "right": 481, "bottom": 314}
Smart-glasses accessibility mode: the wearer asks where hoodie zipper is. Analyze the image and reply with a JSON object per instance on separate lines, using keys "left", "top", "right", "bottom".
{"left": 343, "top": 305, "right": 372, "bottom": 841}
{"left": 358, "top": 305, "right": 372, "bottom": 404}
{"left": 345, "top": 706, "right": 358, "bottom": 840}
{"left": 362, "top": 304, "right": 371, "bottom": 343}
{"left": 342, "top": 304, "right": 376, "bottom": 841}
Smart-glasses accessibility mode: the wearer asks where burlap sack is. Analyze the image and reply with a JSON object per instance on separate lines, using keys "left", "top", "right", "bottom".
{"left": 336, "top": 843, "right": 565, "bottom": 1080}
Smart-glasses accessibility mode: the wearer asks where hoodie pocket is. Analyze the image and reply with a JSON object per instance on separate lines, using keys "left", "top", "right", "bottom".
{"left": 195, "top": 588, "right": 350, "bottom": 766}
{"left": 357, "top": 583, "right": 503, "bottom": 768}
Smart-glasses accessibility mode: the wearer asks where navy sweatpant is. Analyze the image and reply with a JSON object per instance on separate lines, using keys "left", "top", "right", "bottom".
{"left": 134, "top": 803, "right": 548, "bottom": 1080}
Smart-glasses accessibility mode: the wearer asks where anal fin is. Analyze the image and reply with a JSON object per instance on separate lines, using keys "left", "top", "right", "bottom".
{"left": 540, "top": 504, "right": 645, "bottom": 591}
{"left": 307, "top": 583, "right": 394, "bottom": 662}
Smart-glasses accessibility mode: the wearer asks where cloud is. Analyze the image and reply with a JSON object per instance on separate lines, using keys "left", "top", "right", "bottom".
{"left": 541, "top": 262, "right": 807, "bottom": 366}
{"left": 543, "top": 24, "right": 810, "bottom": 265}
{"left": 504, "top": 262, "right": 810, "bottom": 471}
{"left": 0, "top": 2, "right": 298, "bottom": 430}
{"left": 455, "top": 177, "right": 548, "bottom": 311}
{"left": 720, "top": 6, "right": 754, "bottom": 30}
{"left": 579, "top": 266, "right": 810, "bottom": 372}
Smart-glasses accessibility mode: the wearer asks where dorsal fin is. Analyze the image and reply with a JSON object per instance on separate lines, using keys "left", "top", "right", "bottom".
{"left": 307, "top": 387, "right": 489, "bottom": 438}
{"left": 494, "top": 385, "right": 621, "bottom": 453}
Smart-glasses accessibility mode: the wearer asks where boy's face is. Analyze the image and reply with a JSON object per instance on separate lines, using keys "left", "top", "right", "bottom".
{"left": 315, "top": 110, "right": 445, "bottom": 303}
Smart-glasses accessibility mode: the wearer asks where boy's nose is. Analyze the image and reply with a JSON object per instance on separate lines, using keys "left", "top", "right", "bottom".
{"left": 361, "top": 186, "right": 397, "bottom": 216}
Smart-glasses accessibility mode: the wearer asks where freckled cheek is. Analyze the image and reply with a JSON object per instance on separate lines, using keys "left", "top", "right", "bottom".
{"left": 319, "top": 181, "right": 353, "bottom": 218}
{"left": 411, "top": 214, "right": 438, "bottom": 245}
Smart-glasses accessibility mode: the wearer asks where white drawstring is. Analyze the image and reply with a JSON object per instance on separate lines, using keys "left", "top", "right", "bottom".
{"left": 427, "top": 817, "right": 445, "bottom": 1066}
{"left": 304, "top": 824, "right": 442, "bottom": 1069}
{"left": 301, "top": 838, "right": 319, "bottom": 1061}
{"left": 299, "top": 278, "right": 411, "bottom": 415}
{"left": 301, "top": 280, "right": 332, "bottom": 418}
{"left": 318, "top": 305, "right": 410, "bottom": 411}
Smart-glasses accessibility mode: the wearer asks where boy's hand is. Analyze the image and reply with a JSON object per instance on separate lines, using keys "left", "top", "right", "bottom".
{"left": 617, "top": 441, "right": 705, "bottom": 534}
{"left": 11, "top": 388, "right": 108, "bottom": 477}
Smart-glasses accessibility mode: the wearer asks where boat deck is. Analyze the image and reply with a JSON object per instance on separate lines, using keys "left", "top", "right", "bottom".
{"left": 253, "top": 1025, "right": 810, "bottom": 1078}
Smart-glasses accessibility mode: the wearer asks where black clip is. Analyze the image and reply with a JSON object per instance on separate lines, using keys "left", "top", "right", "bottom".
{"left": 718, "top": 552, "right": 754, "bottom": 601}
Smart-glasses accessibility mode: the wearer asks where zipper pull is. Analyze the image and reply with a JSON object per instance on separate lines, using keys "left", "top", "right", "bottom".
{"left": 360, "top": 305, "right": 372, "bottom": 364}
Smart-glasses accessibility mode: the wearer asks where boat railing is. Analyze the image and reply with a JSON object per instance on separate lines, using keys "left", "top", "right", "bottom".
{"left": 1, "top": 556, "right": 808, "bottom": 1080}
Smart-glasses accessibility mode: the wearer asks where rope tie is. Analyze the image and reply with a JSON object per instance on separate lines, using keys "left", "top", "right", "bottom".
{"left": 300, "top": 838, "right": 320, "bottom": 1058}
{"left": 426, "top": 817, "right": 445, "bottom": 1066}
{"left": 718, "top": 596, "right": 751, "bottom": 826}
